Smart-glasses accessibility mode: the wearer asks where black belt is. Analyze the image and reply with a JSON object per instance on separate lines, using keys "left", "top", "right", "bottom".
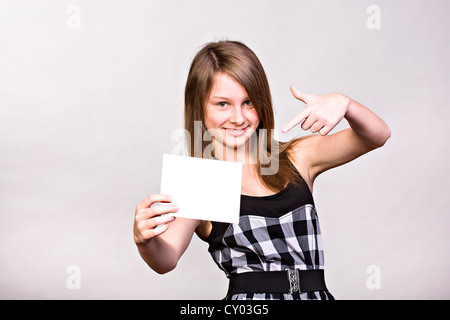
{"left": 227, "top": 269, "right": 327, "bottom": 295}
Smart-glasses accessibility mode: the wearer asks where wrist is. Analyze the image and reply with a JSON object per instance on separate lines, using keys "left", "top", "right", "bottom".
{"left": 339, "top": 93, "right": 351, "bottom": 115}
{"left": 340, "top": 94, "right": 353, "bottom": 119}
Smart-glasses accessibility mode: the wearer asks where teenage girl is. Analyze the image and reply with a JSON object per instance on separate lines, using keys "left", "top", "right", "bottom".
{"left": 133, "top": 40, "right": 391, "bottom": 300}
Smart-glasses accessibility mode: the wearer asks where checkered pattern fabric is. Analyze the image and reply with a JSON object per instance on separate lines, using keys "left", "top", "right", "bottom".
{"left": 209, "top": 204, "right": 332, "bottom": 300}
{"left": 211, "top": 204, "right": 324, "bottom": 275}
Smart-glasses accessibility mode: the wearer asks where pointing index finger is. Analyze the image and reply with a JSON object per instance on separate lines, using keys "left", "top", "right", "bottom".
{"left": 282, "top": 106, "right": 312, "bottom": 133}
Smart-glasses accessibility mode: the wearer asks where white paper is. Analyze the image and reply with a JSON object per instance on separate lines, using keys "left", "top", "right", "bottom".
{"left": 160, "top": 154, "right": 242, "bottom": 224}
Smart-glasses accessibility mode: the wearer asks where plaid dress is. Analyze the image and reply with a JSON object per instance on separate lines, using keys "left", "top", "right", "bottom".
{"left": 204, "top": 170, "right": 334, "bottom": 300}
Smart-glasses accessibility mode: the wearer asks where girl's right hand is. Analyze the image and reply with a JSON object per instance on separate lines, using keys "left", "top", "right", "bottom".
{"left": 133, "top": 194, "right": 179, "bottom": 245}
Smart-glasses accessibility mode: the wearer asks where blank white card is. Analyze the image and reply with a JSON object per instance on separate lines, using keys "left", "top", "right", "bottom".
{"left": 160, "top": 154, "right": 242, "bottom": 224}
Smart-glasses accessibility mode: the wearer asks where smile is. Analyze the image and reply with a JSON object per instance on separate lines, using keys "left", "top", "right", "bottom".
{"left": 223, "top": 126, "right": 249, "bottom": 137}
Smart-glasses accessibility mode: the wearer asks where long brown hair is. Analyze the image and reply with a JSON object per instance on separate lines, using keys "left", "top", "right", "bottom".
{"left": 184, "top": 40, "right": 301, "bottom": 193}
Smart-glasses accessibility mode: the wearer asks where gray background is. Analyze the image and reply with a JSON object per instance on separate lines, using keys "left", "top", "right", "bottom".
{"left": 0, "top": 0, "right": 448, "bottom": 299}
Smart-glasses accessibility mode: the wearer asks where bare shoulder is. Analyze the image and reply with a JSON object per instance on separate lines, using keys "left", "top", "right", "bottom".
{"left": 285, "top": 135, "right": 318, "bottom": 191}
{"left": 288, "top": 134, "right": 320, "bottom": 155}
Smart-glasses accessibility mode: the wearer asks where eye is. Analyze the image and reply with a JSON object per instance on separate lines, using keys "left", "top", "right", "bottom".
{"left": 217, "top": 102, "right": 229, "bottom": 108}
{"left": 243, "top": 100, "right": 253, "bottom": 107}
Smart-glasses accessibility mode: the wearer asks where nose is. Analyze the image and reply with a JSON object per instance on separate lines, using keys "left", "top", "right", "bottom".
{"left": 230, "top": 106, "right": 245, "bottom": 125}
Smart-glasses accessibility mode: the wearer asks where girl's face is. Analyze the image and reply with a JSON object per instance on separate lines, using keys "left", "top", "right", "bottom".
{"left": 204, "top": 72, "right": 260, "bottom": 150}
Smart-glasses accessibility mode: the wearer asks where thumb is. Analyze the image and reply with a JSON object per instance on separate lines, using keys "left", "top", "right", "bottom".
{"left": 290, "top": 85, "right": 312, "bottom": 104}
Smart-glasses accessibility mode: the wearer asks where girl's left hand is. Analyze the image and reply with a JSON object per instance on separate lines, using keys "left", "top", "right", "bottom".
{"left": 282, "top": 86, "right": 351, "bottom": 136}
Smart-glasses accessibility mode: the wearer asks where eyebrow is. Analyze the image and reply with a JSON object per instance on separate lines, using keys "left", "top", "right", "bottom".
{"left": 210, "top": 96, "right": 250, "bottom": 100}
{"left": 211, "top": 96, "right": 230, "bottom": 100}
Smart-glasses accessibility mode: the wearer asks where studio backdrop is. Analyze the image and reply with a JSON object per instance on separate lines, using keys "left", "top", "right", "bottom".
{"left": 0, "top": 0, "right": 449, "bottom": 299}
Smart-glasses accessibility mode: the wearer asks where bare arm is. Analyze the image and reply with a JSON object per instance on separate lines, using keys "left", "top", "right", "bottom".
{"left": 134, "top": 194, "right": 201, "bottom": 274}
